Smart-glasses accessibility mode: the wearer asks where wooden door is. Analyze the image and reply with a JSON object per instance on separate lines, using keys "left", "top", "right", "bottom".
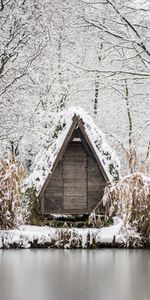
{"left": 63, "top": 142, "right": 87, "bottom": 211}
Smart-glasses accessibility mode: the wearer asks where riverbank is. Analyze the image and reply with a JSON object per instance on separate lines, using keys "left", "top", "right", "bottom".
{"left": 0, "top": 218, "right": 141, "bottom": 249}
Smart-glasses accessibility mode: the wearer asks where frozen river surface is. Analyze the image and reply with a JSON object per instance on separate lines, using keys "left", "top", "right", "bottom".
{"left": 0, "top": 249, "right": 150, "bottom": 300}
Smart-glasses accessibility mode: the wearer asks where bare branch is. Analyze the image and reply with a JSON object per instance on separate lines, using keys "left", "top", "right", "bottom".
{"left": 0, "top": 72, "right": 27, "bottom": 96}
{"left": 67, "top": 61, "right": 150, "bottom": 77}
{"left": 106, "top": 0, "right": 150, "bottom": 57}
{"left": 83, "top": 16, "right": 132, "bottom": 42}
{"left": 0, "top": 0, "right": 4, "bottom": 11}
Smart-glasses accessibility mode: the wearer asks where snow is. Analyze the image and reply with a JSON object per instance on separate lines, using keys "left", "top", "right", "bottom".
{"left": 103, "top": 172, "right": 150, "bottom": 207}
{"left": 24, "top": 107, "right": 120, "bottom": 194}
{"left": 0, "top": 218, "right": 140, "bottom": 249}
{"left": 115, "top": 172, "right": 150, "bottom": 185}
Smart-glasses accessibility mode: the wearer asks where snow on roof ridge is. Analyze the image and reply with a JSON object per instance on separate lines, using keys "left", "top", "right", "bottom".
{"left": 25, "top": 106, "right": 120, "bottom": 194}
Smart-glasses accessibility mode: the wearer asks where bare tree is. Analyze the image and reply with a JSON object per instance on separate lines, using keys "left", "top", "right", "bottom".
{"left": 0, "top": 0, "right": 150, "bottom": 175}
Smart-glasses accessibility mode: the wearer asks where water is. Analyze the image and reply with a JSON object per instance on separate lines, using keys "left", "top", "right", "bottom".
{"left": 0, "top": 249, "right": 150, "bottom": 300}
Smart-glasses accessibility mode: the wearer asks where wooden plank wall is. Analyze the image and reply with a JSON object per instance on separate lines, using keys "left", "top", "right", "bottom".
{"left": 87, "top": 155, "right": 105, "bottom": 211}
{"left": 43, "top": 140, "right": 106, "bottom": 214}
{"left": 44, "top": 161, "right": 63, "bottom": 212}
{"left": 63, "top": 143, "right": 87, "bottom": 210}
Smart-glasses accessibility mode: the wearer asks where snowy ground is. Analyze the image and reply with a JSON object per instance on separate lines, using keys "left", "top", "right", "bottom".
{"left": 0, "top": 218, "right": 140, "bottom": 249}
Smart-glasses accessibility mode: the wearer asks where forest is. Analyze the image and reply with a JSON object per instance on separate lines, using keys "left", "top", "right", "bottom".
{"left": 0, "top": 0, "right": 150, "bottom": 248}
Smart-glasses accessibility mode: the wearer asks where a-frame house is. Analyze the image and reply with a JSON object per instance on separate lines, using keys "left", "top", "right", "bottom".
{"left": 26, "top": 107, "right": 119, "bottom": 215}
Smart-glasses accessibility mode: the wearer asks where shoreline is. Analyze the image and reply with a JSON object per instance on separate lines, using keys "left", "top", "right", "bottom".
{"left": 0, "top": 222, "right": 142, "bottom": 249}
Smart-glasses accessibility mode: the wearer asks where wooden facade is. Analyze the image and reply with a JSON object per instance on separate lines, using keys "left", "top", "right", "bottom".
{"left": 39, "top": 119, "right": 109, "bottom": 214}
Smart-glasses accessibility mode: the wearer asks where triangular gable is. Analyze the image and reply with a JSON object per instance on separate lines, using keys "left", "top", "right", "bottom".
{"left": 25, "top": 107, "right": 120, "bottom": 195}
{"left": 39, "top": 116, "right": 110, "bottom": 198}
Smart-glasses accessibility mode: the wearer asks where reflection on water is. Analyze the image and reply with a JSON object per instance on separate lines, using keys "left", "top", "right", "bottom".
{"left": 0, "top": 249, "right": 150, "bottom": 300}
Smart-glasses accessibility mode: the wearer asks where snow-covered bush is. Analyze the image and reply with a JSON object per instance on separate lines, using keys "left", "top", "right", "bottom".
{"left": 0, "top": 156, "right": 27, "bottom": 229}
{"left": 102, "top": 173, "right": 150, "bottom": 246}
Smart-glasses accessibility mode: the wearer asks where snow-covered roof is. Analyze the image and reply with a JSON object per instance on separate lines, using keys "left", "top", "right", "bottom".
{"left": 25, "top": 107, "right": 120, "bottom": 195}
